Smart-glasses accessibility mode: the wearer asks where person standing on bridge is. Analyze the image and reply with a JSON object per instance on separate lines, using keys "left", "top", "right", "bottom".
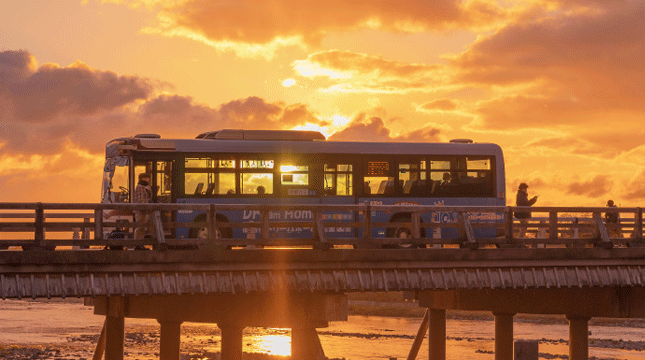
{"left": 133, "top": 173, "right": 152, "bottom": 241}
{"left": 515, "top": 182, "right": 537, "bottom": 238}
{"left": 605, "top": 199, "right": 621, "bottom": 238}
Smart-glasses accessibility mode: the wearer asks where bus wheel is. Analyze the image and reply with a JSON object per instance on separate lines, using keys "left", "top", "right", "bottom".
{"left": 387, "top": 216, "right": 426, "bottom": 249}
{"left": 188, "top": 217, "right": 231, "bottom": 249}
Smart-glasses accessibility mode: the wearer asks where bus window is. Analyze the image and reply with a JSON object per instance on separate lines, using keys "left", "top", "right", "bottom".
{"left": 110, "top": 163, "right": 129, "bottom": 202}
{"left": 399, "top": 161, "right": 426, "bottom": 195}
{"left": 324, "top": 164, "right": 353, "bottom": 196}
{"left": 184, "top": 157, "right": 236, "bottom": 196}
{"left": 462, "top": 156, "right": 494, "bottom": 197}
{"left": 364, "top": 160, "right": 394, "bottom": 195}
{"left": 156, "top": 161, "right": 172, "bottom": 202}
{"left": 241, "top": 173, "right": 273, "bottom": 194}
{"left": 241, "top": 159, "right": 274, "bottom": 195}
{"left": 280, "top": 164, "right": 309, "bottom": 186}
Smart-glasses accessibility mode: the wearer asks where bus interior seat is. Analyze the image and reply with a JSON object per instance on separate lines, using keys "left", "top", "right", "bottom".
{"left": 205, "top": 183, "right": 216, "bottom": 195}
{"left": 411, "top": 180, "right": 428, "bottom": 196}
{"left": 194, "top": 183, "right": 204, "bottom": 195}
{"left": 383, "top": 181, "right": 395, "bottom": 195}
{"left": 377, "top": 180, "right": 388, "bottom": 194}
{"left": 363, "top": 181, "right": 371, "bottom": 195}
{"left": 403, "top": 180, "right": 414, "bottom": 194}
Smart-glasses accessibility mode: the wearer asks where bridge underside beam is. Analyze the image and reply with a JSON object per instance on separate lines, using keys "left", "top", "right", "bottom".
{"left": 417, "top": 286, "right": 645, "bottom": 318}
{"left": 91, "top": 293, "right": 347, "bottom": 327}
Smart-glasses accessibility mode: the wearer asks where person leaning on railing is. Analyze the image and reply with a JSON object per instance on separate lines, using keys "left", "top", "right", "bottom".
{"left": 133, "top": 173, "right": 152, "bottom": 241}
{"left": 515, "top": 183, "right": 538, "bottom": 238}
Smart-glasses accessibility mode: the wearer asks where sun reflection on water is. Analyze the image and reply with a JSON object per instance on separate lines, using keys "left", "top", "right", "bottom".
{"left": 251, "top": 330, "right": 291, "bottom": 356}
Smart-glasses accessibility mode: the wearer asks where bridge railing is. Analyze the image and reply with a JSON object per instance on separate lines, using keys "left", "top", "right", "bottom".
{"left": 0, "top": 203, "right": 642, "bottom": 250}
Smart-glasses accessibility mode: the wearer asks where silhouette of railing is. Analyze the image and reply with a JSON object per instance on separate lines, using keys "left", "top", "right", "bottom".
{"left": 0, "top": 203, "right": 643, "bottom": 250}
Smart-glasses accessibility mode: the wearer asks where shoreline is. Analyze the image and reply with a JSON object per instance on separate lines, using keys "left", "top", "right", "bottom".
{"left": 2, "top": 298, "right": 645, "bottom": 360}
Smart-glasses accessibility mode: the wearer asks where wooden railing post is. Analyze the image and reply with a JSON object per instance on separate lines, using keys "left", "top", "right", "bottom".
{"left": 636, "top": 208, "right": 643, "bottom": 241}
{"left": 362, "top": 205, "right": 372, "bottom": 241}
{"left": 506, "top": 207, "right": 514, "bottom": 241}
{"left": 312, "top": 211, "right": 330, "bottom": 249}
{"left": 260, "top": 208, "right": 270, "bottom": 241}
{"left": 35, "top": 202, "right": 44, "bottom": 249}
{"left": 592, "top": 212, "right": 612, "bottom": 249}
{"left": 152, "top": 210, "right": 167, "bottom": 251}
{"left": 549, "top": 211, "right": 558, "bottom": 240}
{"left": 94, "top": 210, "right": 103, "bottom": 241}
{"left": 458, "top": 212, "right": 477, "bottom": 249}
{"left": 411, "top": 211, "right": 421, "bottom": 240}
{"left": 207, "top": 204, "right": 218, "bottom": 245}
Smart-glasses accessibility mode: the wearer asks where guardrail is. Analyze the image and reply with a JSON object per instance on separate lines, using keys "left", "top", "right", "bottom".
{"left": 0, "top": 203, "right": 642, "bottom": 250}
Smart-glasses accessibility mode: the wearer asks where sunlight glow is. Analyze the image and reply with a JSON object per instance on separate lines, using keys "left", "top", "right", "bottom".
{"left": 292, "top": 59, "right": 352, "bottom": 79}
{"left": 282, "top": 78, "right": 296, "bottom": 87}
{"left": 255, "top": 334, "right": 291, "bottom": 356}
{"left": 292, "top": 123, "right": 331, "bottom": 138}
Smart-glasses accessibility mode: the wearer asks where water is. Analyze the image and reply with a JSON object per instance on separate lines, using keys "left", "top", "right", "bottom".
{"left": 1, "top": 300, "right": 644, "bottom": 359}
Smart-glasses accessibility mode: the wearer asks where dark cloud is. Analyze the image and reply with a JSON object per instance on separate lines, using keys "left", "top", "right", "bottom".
{"left": 139, "top": 95, "right": 326, "bottom": 138}
{"left": 328, "top": 114, "right": 441, "bottom": 142}
{"left": 420, "top": 98, "right": 458, "bottom": 111}
{"left": 162, "top": 0, "right": 507, "bottom": 45}
{"left": 566, "top": 175, "right": 612, "bottom": 198}
{"left": 0, "top": 50, "right": 154, "bottom": 123}
{"left": 623, "top": 169, "right": 645, "bottom": 201}
{"left": 454, "top": 3, "right": 645, "bottom": 130}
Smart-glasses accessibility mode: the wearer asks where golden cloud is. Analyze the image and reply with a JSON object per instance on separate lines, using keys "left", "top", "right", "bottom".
{"left": 153, "top": 0, "right": 508, "bottom": 47}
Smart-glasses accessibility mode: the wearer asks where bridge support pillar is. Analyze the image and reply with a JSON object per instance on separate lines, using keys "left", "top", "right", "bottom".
{"left": 567, "top": 315, "right": 590, "bottom": 360}
{"left": 428, "top": 308, "right": 446, "bottom": 360}
{"left": 220, "top": 324, "right": 244, "bottom": 360}
{"left": 158, "top": 320, "right": 182, "bottom": 360}
{"left": 292, "top": 327, "right": 325, "bottom": 360}
{"left": 494, "top": 312, "right": 514, "bottom": 360}
{"left": 104, "top": 315, "right": 124, "bottom": 360}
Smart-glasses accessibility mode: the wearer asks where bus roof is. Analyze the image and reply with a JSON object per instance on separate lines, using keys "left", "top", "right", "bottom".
{"left": 107, "top": 130, "right": 503, "bottom": 157}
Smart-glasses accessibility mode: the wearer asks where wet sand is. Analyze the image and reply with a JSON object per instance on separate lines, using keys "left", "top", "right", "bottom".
{"left": 2, "top": 298, "right": 645, "bottom": 359}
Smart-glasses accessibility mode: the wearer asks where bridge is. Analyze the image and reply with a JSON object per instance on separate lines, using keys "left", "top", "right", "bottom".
{"left": 1, "top": 202, "right": 645, "bottom": 360}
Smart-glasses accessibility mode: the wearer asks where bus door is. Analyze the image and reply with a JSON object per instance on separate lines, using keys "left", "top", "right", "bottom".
{"left": 133, "top": 158, "right": 175, "bottom": 236}
{"left": 320, "top": 161, "right": 356, "bottom": 241}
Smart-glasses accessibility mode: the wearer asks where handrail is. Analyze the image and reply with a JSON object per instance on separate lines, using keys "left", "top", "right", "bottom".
{"left": 0, "top": 203, "right": 643, "bottom": 251}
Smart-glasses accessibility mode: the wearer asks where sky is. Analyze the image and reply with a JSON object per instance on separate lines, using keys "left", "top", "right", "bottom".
{"left": 1, "top": 0, "right": 644, "bottom": 206}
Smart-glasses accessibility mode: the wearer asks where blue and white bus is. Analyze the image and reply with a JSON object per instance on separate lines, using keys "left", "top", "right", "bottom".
{"left": 102, "top": 129, "right": 506, "bottom": 247}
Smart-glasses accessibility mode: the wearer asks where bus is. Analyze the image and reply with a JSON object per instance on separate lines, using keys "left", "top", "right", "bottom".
{"left": 101, "top": 129, "right": 506, "bottom": 247}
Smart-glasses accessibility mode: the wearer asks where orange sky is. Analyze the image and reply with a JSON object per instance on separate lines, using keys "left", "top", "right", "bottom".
{"left": 1, "top": 0, "right": 644, "bottom": 206}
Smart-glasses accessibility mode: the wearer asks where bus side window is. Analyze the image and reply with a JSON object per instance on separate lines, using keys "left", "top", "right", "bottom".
{"left": 364, "top": 160, "right": 393, "bottom": 195}
{"left": 324, "top": 164, "right": 353, "bottom": 196}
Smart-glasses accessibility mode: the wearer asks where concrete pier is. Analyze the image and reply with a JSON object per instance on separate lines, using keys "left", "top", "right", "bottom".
{"left": 418, "top": 287, "right": 645, "bottom": 359}
{"left": 494, "top": 313, "right": 514, "bottom": 360}
{"left": 567, "top": 316, "right": 590, "bottom": 360}
{"left": 90, "top": 293, "right": 347, "bottom": 359}
{"left": 158, "top": 320, "right": 182, "bottom": 360}
{"left": 428, "top": 309, "right": 446, "bottom": 360}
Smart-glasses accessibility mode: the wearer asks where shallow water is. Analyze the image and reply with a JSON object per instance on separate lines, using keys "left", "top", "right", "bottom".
{"left": 1, "top": 300, "right": 644, "bottom": 359}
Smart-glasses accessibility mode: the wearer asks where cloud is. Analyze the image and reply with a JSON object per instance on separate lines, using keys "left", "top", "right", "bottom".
{"left": 0, "top": 50, "right": 155, "bottom": 123}
{"left": 294, "top": 50, "right": 449, "bottom": 94}
{"left": 451, "top": 3, "right": 645, "bottom": 132}
{"left": 0, "top": 50, "right": 328, "bottom": 154}
{"left": 328, "top": 114, "right": 441, "bottom": 142}
{"left": 151, "top": 0, "right": 508, "bottom": 48}
{"left": 565, "top": 174, "right": 612, "bottom": 198}
{"left": 624, "top": 169, "right": 645, "bottom": 200}
{"left": 419, "top": 98, "right": 458, "bottom": 112}
{"left": 139, "top": 95, "right": 325, "bottom": 137}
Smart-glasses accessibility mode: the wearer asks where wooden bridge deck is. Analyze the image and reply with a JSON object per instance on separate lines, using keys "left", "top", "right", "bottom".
{"left": 2, "top": 247, "right": 645, "bottom": 299}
